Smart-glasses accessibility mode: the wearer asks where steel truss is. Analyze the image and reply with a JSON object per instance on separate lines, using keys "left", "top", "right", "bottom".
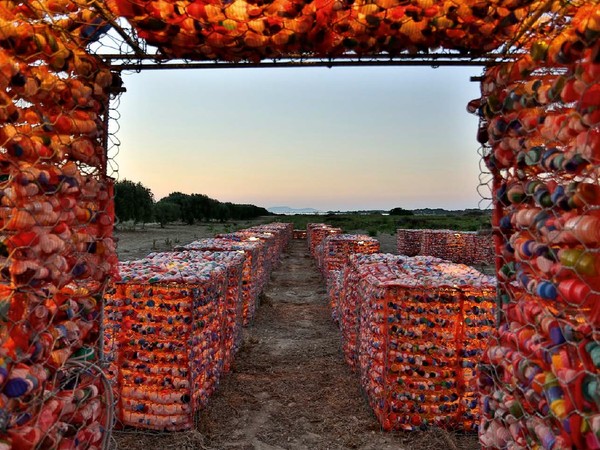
{"left": 101, "top": 52, "right": 515, "bottom": 72}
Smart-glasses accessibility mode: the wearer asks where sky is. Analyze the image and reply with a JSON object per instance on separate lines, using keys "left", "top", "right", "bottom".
{"left": 112, "top": 65, "right": 490, "bottom": 212}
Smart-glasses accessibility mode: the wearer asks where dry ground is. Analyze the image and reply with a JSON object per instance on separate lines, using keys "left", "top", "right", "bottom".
{"left": 114, "top": 221, "right": 398, "bottom": 262}
{"left": 110, "top": 225, "right": 480, "bottom": 450}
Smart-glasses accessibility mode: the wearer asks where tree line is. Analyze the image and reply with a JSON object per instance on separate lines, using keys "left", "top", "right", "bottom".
{"left": 114, "top": 180, "right": 270, "bottom": 227}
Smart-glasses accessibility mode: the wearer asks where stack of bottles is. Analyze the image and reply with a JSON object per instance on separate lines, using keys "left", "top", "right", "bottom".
{"left": 420, "top": 230, "right": 459, "bottom": 260}
{"left": 355, "top": 254, "right": 496, "bottom": 431}
{"left": 399, "top": 229, "right": 494, "bottom": 265}
{"left": 247, "top": 223, "right": 293, "bottom": 245}
{"left": 104, "top": 223, "right": 292, "bottom": 431}
{"left": 1, "top": 284, "right": 113, "bottom": 449}
{"left": 145, "top": 251, "right": 245, "bottom": 372}
{"left": 216, "top": 231, "right": 275, "bottom": 290}
{"left": 421, "top": 230, "right": 494, "bottom": 265}
{"left": 338, "top": 253, "right": 396, "bottom": 370}
{"left": 104, "top": 258, "right": 228, "bottom": 431}
{"left": 471, "top": 234, "right": 495, "bottom": 265}
{"left": 396, "top": 229, "right": 423, "bottom": 257}
{"left": 293, "top": 229, "right": 307, "bottom": 239}
{"left": 0, "top": 2, "right": 116, "bottom": 447}
{"left": 0, "top": 0, "right": 590, "bottom": 446}
{"left": 244, "top": 223, "right": 293, "bottom": 269}
{"left": 307, "top": 223, "right": 342, "bottom": 259}
{"left": 317, "top": 234, "right": 380, "bottom": 322}
{"left": 179, "top": 238, "right": 261, "bottom": 325}
{"left": 318, "top": 233, "right": 380, "bottom": 278}
{"left": 107, "top": 0, "right": 540, "bottom": 62}
{"left": 473, "top": 4, "right": 600, "bottom": 449}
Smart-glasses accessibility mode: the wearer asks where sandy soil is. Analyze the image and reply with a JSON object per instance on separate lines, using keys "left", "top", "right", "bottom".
{"left": 109, "top": 237, "right": 480, "bottom": 450}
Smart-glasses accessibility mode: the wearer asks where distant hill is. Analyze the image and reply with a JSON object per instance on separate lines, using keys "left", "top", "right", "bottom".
{"left": 268, "top": 206, "right": 321, "bottom": 215}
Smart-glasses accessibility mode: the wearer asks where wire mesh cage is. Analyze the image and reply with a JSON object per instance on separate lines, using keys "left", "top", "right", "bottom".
{"left": 0, "top": 0, "right": 595, "bottom": 447}
{"left": 329, "top": 253, "right": 496, "bottom": 431}
{"left": 103, "top": 226, "right": 291, "bottom": 437}
{"left": 0, "top": 1, "right": 122, "bottom": 447}
{"left": 178, "top": 238, "right": 262, "bottom": 326}
{"left": 317, "top": 233, "right": 380, "bottom": 323}
{"left": 471, "top": 4, "right": 600, "bottom": 448}
{"left": 104, "top": 259, "right": 228, "bottom": 431}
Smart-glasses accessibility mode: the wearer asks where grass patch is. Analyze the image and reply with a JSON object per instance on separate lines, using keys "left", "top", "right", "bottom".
{"left": 268, "top": 212, "right": 491, "bottom": 234}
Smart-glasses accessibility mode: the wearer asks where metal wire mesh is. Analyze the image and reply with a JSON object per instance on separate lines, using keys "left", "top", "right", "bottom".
{"left": 397, "top": 229, "right": 495, "bottom": 265}
{"left": 105, "top": 0, "right": 545, "bottom": 61}
{"left": 317, "top": 233, "right": 380, "bottom": 323}
{"left": 103, "top": 224, "right": 291, "bottom": 440}
{"left": 311, "top": 245, "right": 497, "bottom": 432}
{"left": 0, "top": 1, "right": 121, "bottom": 447}
{"left": 0, "top": 0, "right": 595, "bottom": 448}
{"left": 473, "top": 3, "right": 600, "bottom": 448}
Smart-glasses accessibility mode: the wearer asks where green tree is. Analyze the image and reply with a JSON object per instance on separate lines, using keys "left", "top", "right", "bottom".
{"left": 206, "top": 197, "right": 221, "bottom": 220}
{"left": 227, "top": 203, "right": 270, "bottom": 220}
{"left": 215, "top": 203, "right": 231, "bottom": 222}
{"left": 162, "top": 192, "right": 194, "bottom": 224}
{"left": 189, "top": 194, "right": 207, "bottom": 222}
{"left": 389, "top": 207, "right": 414, "bottom": 216}
{"left": 115, "top": 179, "right": 136, "bottom": 222}
{"left": 154, "top": 201, "right": 181, "bottom": 228}
{"left": 158, "top": 191, "right": 269, "bottom": 223}
{"left": 134, "top": 182, "right": 154, "bottom": 225}
{"left": 115, "top": 179, "right": 154, "bottom": 225}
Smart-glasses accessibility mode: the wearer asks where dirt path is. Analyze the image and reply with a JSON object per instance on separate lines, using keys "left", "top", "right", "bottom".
{"left": 112, "top": 239, "right": 479, "bottom": 450}
{"left": 196, "top": 239, "right": 403, "bottom": 450}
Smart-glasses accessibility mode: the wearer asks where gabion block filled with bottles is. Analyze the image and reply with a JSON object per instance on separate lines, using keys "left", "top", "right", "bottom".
{"left": 0, "top": 0, "right": 595, "bottom": 447}
{"left": 472, "top": 4, "right": 600, "bottom": 448}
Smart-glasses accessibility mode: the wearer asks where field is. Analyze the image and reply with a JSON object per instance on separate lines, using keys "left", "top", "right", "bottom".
{"left": 114, "top": 216, "right": 401, "bottom": 261}
{"left": 111, "top": 214, "right": 485, "bottom": 450}
{"left": 274, "top": 212, "right": 491, "bottom": 237}
{"left": 114, "top": 212, "right": 490, "bottom": 261}
{"left": 114, "top": 218, "right": 268, "bottom": 261}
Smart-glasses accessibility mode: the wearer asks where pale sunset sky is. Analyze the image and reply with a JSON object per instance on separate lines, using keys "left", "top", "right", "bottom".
{"left": 113, "top": 65, "right": 488, "bottom": 212}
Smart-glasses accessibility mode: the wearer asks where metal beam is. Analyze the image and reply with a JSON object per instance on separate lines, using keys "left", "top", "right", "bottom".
{"left": 90, "top": 0, "right": 146, "bottom": 57}
{"left": 110, "top": 60, "right": 491, "bottom": 70}
{"left": 100, "top": 53, "right": 511, "bottom": 71}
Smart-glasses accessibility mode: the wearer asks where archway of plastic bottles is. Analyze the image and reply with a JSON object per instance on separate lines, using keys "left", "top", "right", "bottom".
{"left": 0, "top": 0, "right": 597, "bottom": 449}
